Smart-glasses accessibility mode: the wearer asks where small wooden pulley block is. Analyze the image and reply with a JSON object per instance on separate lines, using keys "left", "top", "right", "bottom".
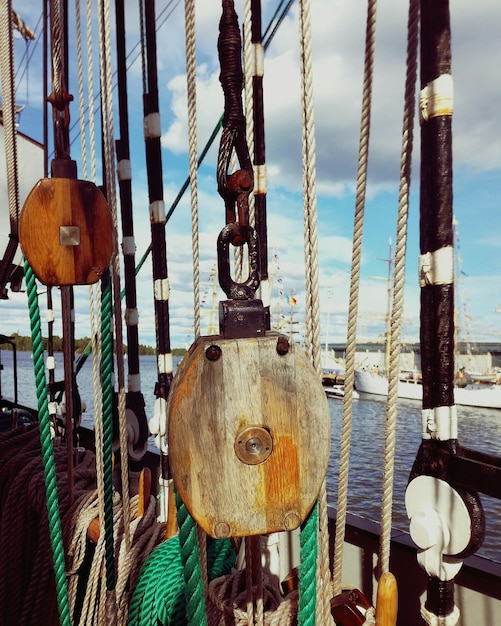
{"left": 167, "top": 332, "right": 331, "bottom": 538}
{"left": 19, "top": 177, "right": 114, "bottom": 286}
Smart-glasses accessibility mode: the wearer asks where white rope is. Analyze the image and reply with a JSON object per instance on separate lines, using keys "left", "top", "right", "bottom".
{"left": 184, "top": 0, "right": 201, "bottom": 340}
{"left": 298, "top": 0, "right": 320, "bottom": 372}
{"left": 65, "top": 489, "right": 165, "bottom": 625}
{"left": 379, "top": 0, "right": 419, "bottom": 577}
{"left": 297, "top": 1, "right": 331, "bottom": 623}
{"left": 0, "top": 0, "right": 20, "bottom": 242}
{"left": 207, "top": 569, "right": 297, "bottom": 626}
{"left": 333, "top": 0, "right": 378, "bottom": 597}
{"left": 85, "top": 0, "right": 98, "bottom": 182}
{"left": 74, "top": 0, "right": 88, "bottom": 178}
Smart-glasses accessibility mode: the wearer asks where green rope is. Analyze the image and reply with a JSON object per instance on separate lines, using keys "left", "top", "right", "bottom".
{"left": 127, "top": 534, "right": 235, "bottom": 625}
{"left": 24, "top": 261, "right": 72, "bottom": 626}
{"left": 100, "top": 268, "right": 116, "bottom": 592}
{"left": 298, "top": 500, "right": 318, "bottom": 626}
{"left": 176, "top": 491, "right": 209, "bottom": 626}
{"left": 128, "top": 536, "right": 185, "bottom": 625}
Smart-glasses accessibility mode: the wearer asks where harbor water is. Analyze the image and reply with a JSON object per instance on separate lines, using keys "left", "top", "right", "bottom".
{"left": 2, "top": 349, "right": 501, "bottom": 563}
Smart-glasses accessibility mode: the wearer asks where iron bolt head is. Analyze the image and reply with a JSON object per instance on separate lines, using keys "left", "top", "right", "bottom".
{"left": 205, "top": 344, "right": 222, "bottom": 361}
{"left": 276, "top": 336, "right": 290, "bottom": 356}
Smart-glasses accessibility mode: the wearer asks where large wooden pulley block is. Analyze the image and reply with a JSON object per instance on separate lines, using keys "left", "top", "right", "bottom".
{"left": 19, "top": 178, "right": 114, "bottom": 286}
{"left": 168, "top": 332, "right": 331, "bottom": 538}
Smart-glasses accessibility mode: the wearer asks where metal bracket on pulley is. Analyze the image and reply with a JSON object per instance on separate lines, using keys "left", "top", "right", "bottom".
{"left": 217, "top": 222, "right": 266, "bottom": 339}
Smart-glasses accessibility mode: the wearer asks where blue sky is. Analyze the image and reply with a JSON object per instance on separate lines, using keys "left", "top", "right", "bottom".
{"left": 2, "top": 0, "right": 500, "bottom": 349}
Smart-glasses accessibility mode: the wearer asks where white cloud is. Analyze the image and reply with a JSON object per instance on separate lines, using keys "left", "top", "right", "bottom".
{"left": 2, "top": 0, "right": 500, "bottom": 353}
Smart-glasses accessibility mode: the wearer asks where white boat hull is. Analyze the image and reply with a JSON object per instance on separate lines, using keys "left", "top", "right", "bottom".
{"left": 354, "top": 370, "right": 501, "bottom": 409}
{"left": 325, "top": 385, "right": 359, "bottom": 400}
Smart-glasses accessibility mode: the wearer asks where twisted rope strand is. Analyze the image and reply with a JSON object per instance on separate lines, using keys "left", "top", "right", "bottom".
{"left": 185, "top": 0, "right": 201, "bottom": 340}
{"left": 333, "top": 0, "right": 378, "bottom": 596}
{"left": 379, "top": 0, "right": 419, "bottom": 577}
{"left": 24, "top": 263, "right": 71, "bottom": 626}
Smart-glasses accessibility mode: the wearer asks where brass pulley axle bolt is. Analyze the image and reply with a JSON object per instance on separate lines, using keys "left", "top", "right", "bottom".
{"left": 234, "top": 426, "right": 273, "bottom": 465}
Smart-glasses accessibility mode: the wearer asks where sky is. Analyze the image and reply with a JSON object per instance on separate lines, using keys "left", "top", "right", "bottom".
{"left": 2, "top": 0, "right": 501, "bottom": 350}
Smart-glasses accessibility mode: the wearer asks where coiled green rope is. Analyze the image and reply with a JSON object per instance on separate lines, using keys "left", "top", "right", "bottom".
{"left": 127, "top": 530, "right": 235, "bottom": 625}
{"left": 24, "top": 261, "right": 72, "bottom": 626}
{"left": 176, "top": 492, "right": 209, "bottom": 625}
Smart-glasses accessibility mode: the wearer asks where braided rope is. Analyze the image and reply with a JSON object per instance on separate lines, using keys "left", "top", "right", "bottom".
{"left": 297, "top": 2, "right": 331, "bottom": 622}
{"left": 298, "top": 0, "right": 319, "bottom": 368}
{"left": 74, "top": 0, "right": 88, "bottom": 177}
{"left": 128, "top": 533, "right": 235, "bottom": 625}
{"left": 243, "top": 0, "right": 256, "bottom": 226}
{"left": 128, "top": 537, "right": 186, "bottom": 625}
{"left": 207, "top": 568, "right": 295, "bottom": 625}
{"left": 298, "top": 501, "right": 318, "bottom": 626}
{"left": 50, "top": 0, "right": 64, "bottom": 102}
{"left": 176, "top": 492, "right": 209, "bottom": 625}
{"left": 65, "top": 486, "right": 165, "bottom": 625}
{"left": 184, "top": 0, "right": 201, "bottom": 339}
{"left": 85, "top": 0, "right": 98, "bottom": 181}
{"left": 333, "top": 0, "right": 378, "bottom": 596}
{"left": 0, "top": 0, "right": 19, "bottom": 234}
{"left": 0, "top": 428, "right": 97, "bottom": 624}
{"left": 24, "top": 262, "right": 71, "bottom": 626}
{"left": 100, "top": 271, "right": 118, "bottom": 602}
{"left": 379, "top": 0, "right": 419, "bottom": 576}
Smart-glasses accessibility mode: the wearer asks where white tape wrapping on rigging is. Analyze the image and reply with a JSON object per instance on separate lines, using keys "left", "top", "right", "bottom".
{"left": 420, "top": 74, "right": 454, "bottom": 122}
{"left": 254, "top": 163, "right": 267, "bottom": 194}
{"left": 150, "top": 200, "right": 166, "bottom": 224}
{"left": 253, "top": 43, "right": 264, "bottom": 77}
{"left": 154, "top": 277, "right": 170, "bottom": 302}
{"left": 122, "top": 235, "right": 135, "bottom": 256}
{"left": 143, "top": 112, "right": 161, "bottom": 139}
{"left": 419, "top": 245, "right": 454, "bottom": 287}
{"left": 157, "top": 352, "right": 173, "bottom": 375}
{"left": 128, "top": 373, "right": 141, "bottom": 393}
{"left": 117, "top": 158, "right": 132, "bottom": 181}
{"left": 421, "top": 405, "right": 458, "bottom": 440}
{"left": 125, "top": 307, "right": 139, "bottom": 326}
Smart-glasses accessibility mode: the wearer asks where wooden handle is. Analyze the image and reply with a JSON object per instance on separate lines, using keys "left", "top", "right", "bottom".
{"left": 375, "top": 572, "right": 398, "bottom": 626}
{"left": 137, "top": 467, "right": 151, "bottom": 517}
{"left": 87, "top": 516, "right": 101, "bottom": 543}
{"left": 165, "top": 480, "right": 178, "bottom": 539}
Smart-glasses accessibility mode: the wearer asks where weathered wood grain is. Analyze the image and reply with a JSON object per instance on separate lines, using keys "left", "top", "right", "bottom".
{"left": 19, "top": 178, "right": 113, "bottom": 285}
{"left": 168, "top": 333, "right": 331, "bottom": 538}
